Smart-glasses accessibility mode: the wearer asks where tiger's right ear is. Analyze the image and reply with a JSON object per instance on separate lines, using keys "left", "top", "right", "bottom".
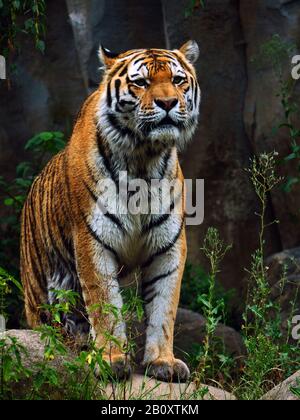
{"left": 98, "top": 45, "right": 119, "bottom": 69}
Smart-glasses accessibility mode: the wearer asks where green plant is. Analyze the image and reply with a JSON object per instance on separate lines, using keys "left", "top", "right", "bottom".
{"left": 0, "top": 336, "right": 31, "bottom": 399}
{"left": 181, "top": 262, "right": 234, "bottom": 323}
{"left": 243, "top": 153, "right": 282, "bottom": 334}
{"left": 194, "top": 227, "right": 232, "bottom": 386}
{"left": 0, "top": 267, "right": 23, "bottom": 332}
{"left": 290, "top": 378, "right": 300, "bottom": 398}
{"left": 0, "top": 268, "right": 28, "bottom": 400}
{"left": 0, "top": 0, "right": 46, "bottom": 59}
{"left": 238, "top": 152, "right": 300, "bottom": 400}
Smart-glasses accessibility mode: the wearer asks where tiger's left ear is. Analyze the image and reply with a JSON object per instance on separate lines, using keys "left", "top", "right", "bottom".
{"left": 98, "top": 45, "right": 119, "bottom": 69}
{"left": 178, "top": 40, "right": 199, "bottom": 64}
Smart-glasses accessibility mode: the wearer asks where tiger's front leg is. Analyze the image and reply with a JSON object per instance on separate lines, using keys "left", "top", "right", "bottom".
{"left": 141, "top": 225, "right": 189, "bottom": 382}
{"left": 74, "top": 224, "right": 131, "bottom": 380}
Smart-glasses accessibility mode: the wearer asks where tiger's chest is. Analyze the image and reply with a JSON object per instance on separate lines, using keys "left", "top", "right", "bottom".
{"left": 89, "top": 177, "right": 180, "bottom": 268}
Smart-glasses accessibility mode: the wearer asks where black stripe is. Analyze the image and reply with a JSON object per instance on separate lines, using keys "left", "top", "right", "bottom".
{"left": 30, "top": 257, "right": 47, "bottom": 295}
{"left": 144, "top": 292, "right": 158, "bottom": 305}
{"left": 83, "top": 181, "right": 126, "bottom": 234}
{"left": 133, "top": 56, "right": 146, "bottom": 65}
{"left": 38, "top": 166, "right": 55, "bottom": 271}
{"left": 143, "top": 266, "right": 179, "bottom": 293}
{"left": 115, "top": 79, "right": 121, "bottom": 103}
{"left": 173, "top": 52, "right": 193, "bottom": 74}
{"left": 85, "top": 163, "right": 98, "bottom": 185}
{"left": 84, "top": 217, "right": 120, "bottom": 263}
{"left": 160, "top": 148, "right": 172, "bottom": 179}
{"left": 109, "top": 62, "right": 126, "bottom": 79}
{"left": 119, "top": 99, "right": 136, "bottom": 107}
{"left": 107, "top": 113, "right": 137, "bottom": 139}
{"left": 64, "top": 153, "right": 73, "bottom": 210}
{"left": 128, "top": 87, "right": 137, "bottom": 99}
{"left": 44, "top": 162, "right": 75, "bottom": 276}
{"left": 83, "top": 180, "right": 98, "bottom": 202}
{"left": 142, "top": 217, "right": 185, "bottom": 269}
{"left": 104, "top": 212, "right": 126, "bottom": 234}
{"left": 26, "top": 197, "right": 48, "bottom": 293}
{"left": 56, "top": 222, "right": 76, "bottom": 274}
{"left": 143, "top": 214, "right": 170, "bottom": 233}
{"left": 107, "top": 81, "right": 112, "bottom": 107}
{"left": 96, "top": 131, "right": 117, "bottom": 183}
{"left": 194, "top": 81, "right": 199, "bottom": 105}
{"left": 137, "top": 62, "right": 147, "bottom": 72}
{"left": 119, "top": 65, "right": 128, "bottom": 77}
{"left": 190, "top": 76, "right": 195, "bottom": 103}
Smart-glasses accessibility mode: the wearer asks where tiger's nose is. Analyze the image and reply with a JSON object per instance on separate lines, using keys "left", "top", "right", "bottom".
{"left": 154, "top": 98, "right": 178, "bottom": 112}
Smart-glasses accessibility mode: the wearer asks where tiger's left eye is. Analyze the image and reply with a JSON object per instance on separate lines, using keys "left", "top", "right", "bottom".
{"left": 134, "top": 78, "right": 148, "bottom": 87}
{"left": 173, "top": 76, "right": 186, "bottom": 85}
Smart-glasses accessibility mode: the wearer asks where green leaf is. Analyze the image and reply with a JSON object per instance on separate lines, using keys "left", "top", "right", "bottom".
{"left": 283, "top": 177, "right": 299, "bottom": 193}
{"left": 36, "top": 39, "right": 45, "bottom": 54}
{"left": 13, "top": 0, "right": 20, "bottom": 10}
{"left": 53, "top": 131, "right": 64, "bottom": 139}
{"left": 40, "top": 132, "right": 54, "bottom": 141}
{"left": 24, "top": 18, "right": 34, "bottom": 31}
{"left": 4, "top": 198, "right": 14, "bottom": 206}
{"left": 284, "top": 152, "right": 296, "bottom": 161}
{"left": 290, "top": 387, "right": 300, "bottom": 398}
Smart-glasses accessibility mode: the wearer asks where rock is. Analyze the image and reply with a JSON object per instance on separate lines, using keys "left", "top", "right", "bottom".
{"left": 106, "top": 373, "right": 235, "bottom": 400}
{"left": 132, "top": 308, "right": 246, "bottom": 365}
{"left": 1, "top": 329, "right": 235, "bottom": 400}
{"left": 262, "top": 371, "right": 300, "bottom": 400}
{"left": 174, "top": 309, "right": 246, "bottom": 361}
{"left": 0, "top": 0, "right": 86, "bottom": 182}
{"left": 266, "top": 248, "right": 300, "bottom": 337}
{"left": 241, "top": 0, "right": 300, "bottom": 250}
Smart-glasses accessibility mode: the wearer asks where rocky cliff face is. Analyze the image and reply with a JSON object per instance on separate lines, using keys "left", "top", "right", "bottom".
{"left": 0, "top": 0, "right": 300, "bottom": 297}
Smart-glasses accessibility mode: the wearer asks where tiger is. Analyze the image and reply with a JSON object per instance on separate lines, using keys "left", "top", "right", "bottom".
{"left": 20, "top": 40, "right": 201, "bottom": 382}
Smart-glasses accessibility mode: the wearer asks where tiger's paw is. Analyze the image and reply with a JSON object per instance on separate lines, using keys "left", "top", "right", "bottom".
{"left": 95, "top": 354, "right": 132, "bottom": 381}
{"left": 145, "top": 358, "right": 190, "bottom": 383}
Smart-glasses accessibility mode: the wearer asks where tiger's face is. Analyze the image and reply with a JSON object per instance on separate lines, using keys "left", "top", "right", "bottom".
{"left": 98, "top": 41, "right": 200, "bottom": 153}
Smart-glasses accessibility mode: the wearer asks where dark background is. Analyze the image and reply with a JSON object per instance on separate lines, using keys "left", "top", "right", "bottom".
{"left": 1, "top": 0, "right": 300, "bottom": 308}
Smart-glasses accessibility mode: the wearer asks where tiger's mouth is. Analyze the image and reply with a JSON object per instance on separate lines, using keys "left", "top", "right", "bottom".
{"left": 157, "top": 116, "right": 177, "bottom": 127}
{"left": 140, "top": 115, "right": 185, "bottom": 137}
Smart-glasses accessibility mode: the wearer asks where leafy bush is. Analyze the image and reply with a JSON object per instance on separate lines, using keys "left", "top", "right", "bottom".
{"left": 0, "top": 0, "right": 46, "bottom": 59}
{"left": 181, "top": 263, "right": 234, "bottom": 322}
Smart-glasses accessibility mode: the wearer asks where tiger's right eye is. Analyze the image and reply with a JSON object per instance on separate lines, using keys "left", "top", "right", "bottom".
{"left": 134, "top": 78, "right": 148, "bottom": 88}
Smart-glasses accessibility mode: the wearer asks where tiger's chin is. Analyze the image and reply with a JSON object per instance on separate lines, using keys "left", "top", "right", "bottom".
{"left": 147, "top": 125, "right": 180, "bottom": 144}
{"left": 146, "top": 125, "right": 194, "bottom": 151}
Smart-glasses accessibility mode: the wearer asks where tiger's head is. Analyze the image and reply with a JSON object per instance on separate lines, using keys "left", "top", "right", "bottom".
{"left": 97, "top": 41, "right": 200, "bottom": 153}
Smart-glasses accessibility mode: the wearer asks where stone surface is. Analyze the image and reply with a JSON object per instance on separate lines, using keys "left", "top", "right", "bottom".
{"left": 266, "top": 248, "right": 300, "bottom": 336}
{"left": 241, "top": 0, "right": 300, "bottom": 250}
{"left": 262, "top": 370, "right": 300, "bottom": 400}
{"left": 2, "top": 329, "right": 235, "bottom": 400}
{"left": 106, "top": 373, "right": 235, "bottom": 400}
{"left": 0, "top": 0, "right": 86, "bottom": 182}
{"left": 174, "top": 308, "right": 246, "bottom": 361}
